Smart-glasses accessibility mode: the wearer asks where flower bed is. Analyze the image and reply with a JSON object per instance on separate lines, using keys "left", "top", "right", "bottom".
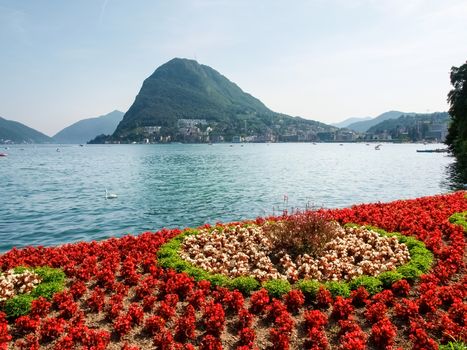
{"left": 158, "top": 222, "right": 432, "bottom": 297}
{"left": 0, "top": 192, "right": 465, "bottom": 350}
{"left": 178, "top": 223, "right": 411, "bottom": 282}
{"left": 0, "top": 267, "right": 65, "bottom": 318}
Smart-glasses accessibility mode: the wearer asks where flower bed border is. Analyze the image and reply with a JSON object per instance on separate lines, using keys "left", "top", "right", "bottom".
{"left": 157, "top": 223, "right": 434, "bottom": 297}
{"left": 0, "top": 266, "right": 66, "bottom": 318}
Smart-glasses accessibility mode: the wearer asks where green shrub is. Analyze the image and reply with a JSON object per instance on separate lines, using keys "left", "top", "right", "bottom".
{"left": 409, "top": 247, "right": 434, "bottom": 272}
{"left": 449, "top": 212, "right": 467, "bottom": 230}
{"left": 378, "top": 271, "right": 403, "bottom": 288}
{"left": 294, "top": 279, "right": 321, "bottom": 299}
{"left": 34, "top": 266, "right": 65, "bottom": 283}
{"left": 324, "top": 281, "right": 350, "bottom": 298}
{"left": 206, "top": 274, "right": 229, "bottom": 287}
{"left": 403, "top": 236, "right": 425, "bottom": 250}
{"left": 397, "top": 264, "right": 422, "bottom": 281}
{"left": 13, "top": 266, "right": 29, "bottom": 274}
{"left": 263, "top": 279, "right": 292, "bottom": 298}
{"left": 185, "top": 266, "right": 210, "bottom": 282}
{"left": 229, "top": 276, "right": 260, "bottom": 294}
{"left": 32, "top": 281, "right": 64, "bottom": 299}
{"left": 4, "top": 294, "right": 34, "bottom": 318}
{"left": 349, "top": 276, "right": 382, "bottom": 295}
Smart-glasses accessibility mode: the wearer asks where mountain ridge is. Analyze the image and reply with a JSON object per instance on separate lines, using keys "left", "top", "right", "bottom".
{"left": 331, "top": 116, "right": 372, "bottom": 128}
{"left": 0, "top": 117, "right": 53, "bottom": 144}
{"left": 345, "top": 111, "right": 414, "bottom": 132}
{"left": 53, "top": 110, "right": 124, "bottom": 144}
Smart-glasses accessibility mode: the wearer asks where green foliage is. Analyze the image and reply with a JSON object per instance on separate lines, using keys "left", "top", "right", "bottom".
{"left": 397, "top": 264, "right": 422, "bottom": 281}
{"left": 446, "top": 61, "right": 467, "bottom": 160}
{"left": 349, "top": 276, "right": 383, "bottom": 295}
{"left": 324, "top": 281, "right": 350, "bottom": 298}
{"left": 206, "top": 274, "right": 229, "bottom": 287}
{"left": 439, "top": 341, "right": 467, "bottom": 350}
{"left": 34, "top": 266, "right": 66, "bottom": 283}
{"left": 31, "top": 281, "right": 65, "bottom": 300}
{"left": 229, "top": 276, "right": 260, "bottom": 295}
{"left": 4, "top": 294, "right": 34, "bottom": 318}
{"left": 378, "top": 271, "right": 404, "bottom": 288}
{"left": 13, "top": 266, "right": 29, "bottom": 274}
{"left": 294, "top": 279, "right": 321, "bottom": 299}
{"left": 263, "top": 279, "right": 292, "bottom": 298}
{"left": 410, "top": 247, "right": 434, "bottom": 272}
{"left": 449, "top": 212, "right": 467, "bottom": 230}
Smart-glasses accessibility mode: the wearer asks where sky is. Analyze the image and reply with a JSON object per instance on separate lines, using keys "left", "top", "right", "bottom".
{"left": 1, "top": 0, "right": 467, "bottom": 136}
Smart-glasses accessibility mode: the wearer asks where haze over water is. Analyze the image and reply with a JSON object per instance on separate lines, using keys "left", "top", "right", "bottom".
{"left": 0, "top": 143, "right": 458, "bottom": 252}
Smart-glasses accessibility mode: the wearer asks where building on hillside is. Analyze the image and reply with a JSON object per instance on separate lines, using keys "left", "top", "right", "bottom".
{"left": 177, "top": 119, "right": 207, "bottom": 127}
{"left": 426, "top": 123, "right": 448, "bottom": 142}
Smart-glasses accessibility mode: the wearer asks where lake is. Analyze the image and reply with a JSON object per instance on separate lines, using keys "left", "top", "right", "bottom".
{"left": 0, "top": 143, "right": 460, "bottom": 252}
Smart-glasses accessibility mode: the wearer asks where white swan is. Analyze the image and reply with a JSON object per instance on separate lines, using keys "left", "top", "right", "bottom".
{"left": 105, "top": 188, "right": 117, "bottom": 199}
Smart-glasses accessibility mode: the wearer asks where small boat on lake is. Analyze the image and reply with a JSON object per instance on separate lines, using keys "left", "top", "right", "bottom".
{"left": 0, "top": 153, "right": 7, "bottom": 157}
{"left": 416, "top": 148, "right": 448, "bottom": 153}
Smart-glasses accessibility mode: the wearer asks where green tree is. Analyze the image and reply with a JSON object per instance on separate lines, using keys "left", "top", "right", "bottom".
{"left": 446, "top": 61, "right": 467, "bottom": 159}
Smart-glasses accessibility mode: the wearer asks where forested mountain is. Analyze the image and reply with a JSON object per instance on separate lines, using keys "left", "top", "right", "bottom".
{"left": 0, "top": 117, "right": 53, "bottom": 144}
{"left": 97, "top": 58, "right": 336, "bottom": 143}
{"left": 367, "top": 112, "right": 449, "bottom": 141}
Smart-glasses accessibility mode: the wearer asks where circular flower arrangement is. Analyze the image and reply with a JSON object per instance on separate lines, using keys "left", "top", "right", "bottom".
{"left": 179, "top": 223, "right": 410, "bottom": 283}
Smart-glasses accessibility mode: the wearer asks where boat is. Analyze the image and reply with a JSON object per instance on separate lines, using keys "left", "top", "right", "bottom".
{"left": 0, "top": 153, "right": 7, "bottom": 157}
{"left": 105, "top": 188, "right": 118, "bottom": 199}
{"left": 416, "top": 149, "right": 449, "bottom": 153}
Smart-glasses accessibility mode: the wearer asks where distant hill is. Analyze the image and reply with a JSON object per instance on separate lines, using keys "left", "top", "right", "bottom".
{"left": 100, "top": 58, "right": 336, "bottom": 143}
{"left": 367, "top": 112, "right": 450, "bottom": 141}
{"left": 346, "top": 111, "right": 414, "bottom": 132}
{"left": 332, "top": 116, "right": 372, "bottom": 128}
{"left": 0, "top": 117, "right": 53, "bottom": 144}
{"left": 53, "top": 110, "right": 124, "bottom": 144}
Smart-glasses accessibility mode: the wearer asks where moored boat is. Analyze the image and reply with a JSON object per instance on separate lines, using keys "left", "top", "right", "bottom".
{"left": 416, "top": 149, "right": 448, "bottom": 153}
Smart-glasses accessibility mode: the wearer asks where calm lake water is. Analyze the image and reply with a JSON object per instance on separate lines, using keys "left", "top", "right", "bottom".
{"left": 0, "top": 143, "right": 460, "bottom": 252}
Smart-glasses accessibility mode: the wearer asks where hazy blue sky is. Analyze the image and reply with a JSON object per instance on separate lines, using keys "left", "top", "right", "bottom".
{"left": 1, "top": 0, "right": 466, "bottom": 135}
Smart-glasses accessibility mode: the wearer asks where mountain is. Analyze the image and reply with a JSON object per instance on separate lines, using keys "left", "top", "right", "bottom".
{"left": 53, "top": 110, "right": 124, "bottom": 144}
{"left": 346, "top": 111, "right": 414, "bottom": 132}
{"left": 0, "top": 117, "right": 53, "bottom": 144}
{"left": 331, "top": 116, "right": 372, "bottom": 128}
{"left": 101, "top": 58, "right": 336, "bottom": 143}
{"left": 367, "top": 112, "right": 449, "bottom": 142}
